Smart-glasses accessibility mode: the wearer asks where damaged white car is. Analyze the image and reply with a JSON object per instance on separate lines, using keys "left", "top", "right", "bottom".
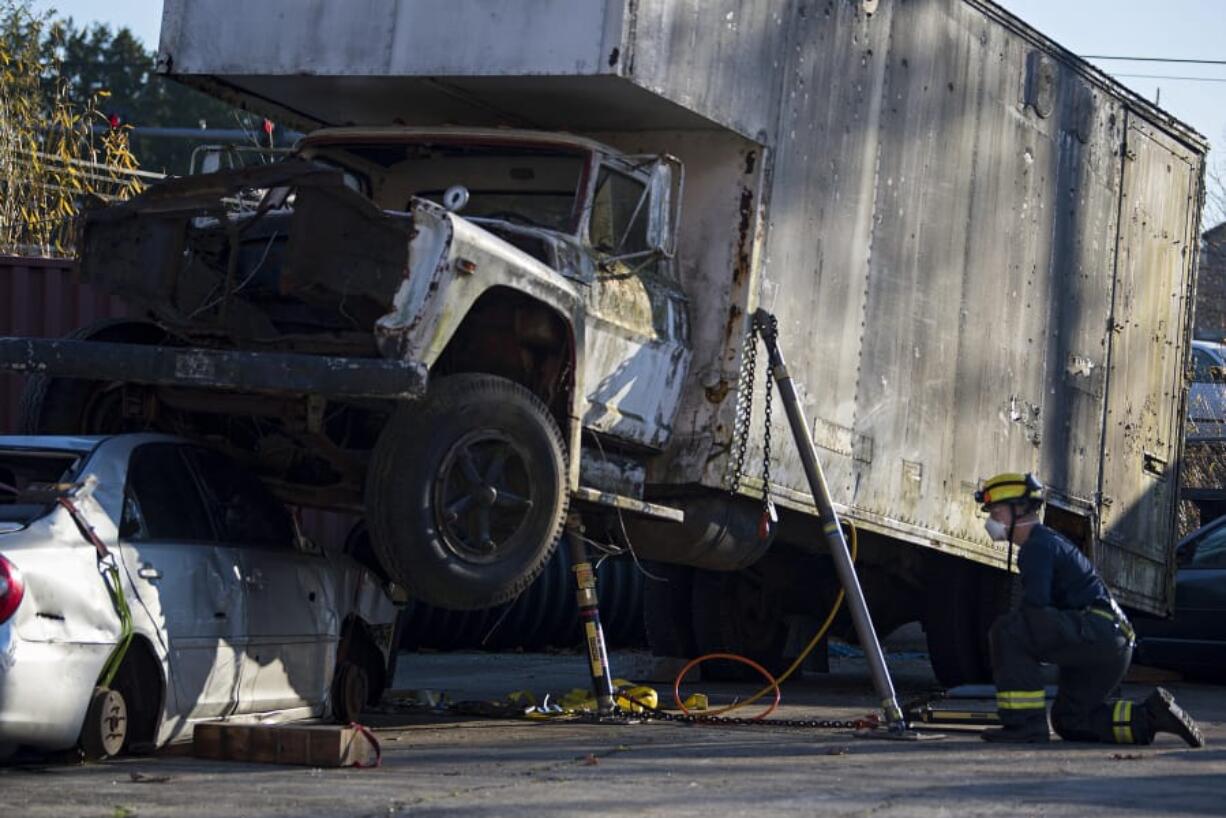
{"left": 0, "top": 434, "right": 397, "bottom": 761}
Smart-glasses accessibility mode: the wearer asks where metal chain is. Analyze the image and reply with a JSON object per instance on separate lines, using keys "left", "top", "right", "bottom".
{"left": 433, "top": 694, "right": 877, "bottom": 731}
{"left": 622, "top": 709, "right": 873, "bottom": 731}
{"left": 725, "top": 321, "right": 759, "bottom": 494}
{"left": 596, "top": 690, "right": 877, "bottom": 730}
{"left": 757, "top": 314, "right": 775, "bottom": 518}
{"left": 726, "top": 313, "right": 778, "bottom": 524}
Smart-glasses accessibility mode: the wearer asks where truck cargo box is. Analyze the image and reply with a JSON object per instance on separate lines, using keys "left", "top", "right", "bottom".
{"left": 151, "top": 0, "right": 1205, "bottom": 617}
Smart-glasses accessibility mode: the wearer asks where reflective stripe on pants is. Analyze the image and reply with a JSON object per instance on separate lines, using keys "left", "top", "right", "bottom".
{"left": 997, "top": 690, "right": 1047, "bottom": 711}
{"left": 1112, "top": 700, "right": 1135, "bottom": 744}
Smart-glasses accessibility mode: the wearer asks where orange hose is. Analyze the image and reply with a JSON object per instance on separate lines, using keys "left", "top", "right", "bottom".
{"left": 669, "top": 522, "right": 859, "bottom": 720}
{"left": 673, "top": 652, "right": 782, "bottom": 720}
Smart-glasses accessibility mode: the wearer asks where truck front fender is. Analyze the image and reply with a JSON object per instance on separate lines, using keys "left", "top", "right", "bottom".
{"left": 375, "top": 203, "right": 583, "bottom": 368}
{"left": 376, "top": 203, "right": 586, "bottom": 489}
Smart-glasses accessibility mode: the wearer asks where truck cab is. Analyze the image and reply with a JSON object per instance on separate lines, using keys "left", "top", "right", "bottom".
{"left": 295, "top": 127, "right": 690, "bottom": 451}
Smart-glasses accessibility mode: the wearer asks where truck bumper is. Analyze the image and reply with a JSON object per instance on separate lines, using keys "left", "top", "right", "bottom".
{"left": 0, "top": 337, "right": 427, "bottom": 400}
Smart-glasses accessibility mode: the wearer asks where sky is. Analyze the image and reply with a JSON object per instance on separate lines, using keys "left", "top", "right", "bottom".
{"left": 25, "top": 0, "right": 1226, "bottom": 151}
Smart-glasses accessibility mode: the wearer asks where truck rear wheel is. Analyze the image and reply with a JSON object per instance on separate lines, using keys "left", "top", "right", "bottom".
{"left": 366, "top": 374, "right": 568, "bottom": 610}
{"left": 923, "top": 557, "right": 1014, "bottom": 687}
{"left": 19, "top": 319, "right": 166, "bottom": 434}
{"left": 690, "top": 567, "right": 789, "bottom": 682}
{"left": 643, "top": 562, "right": 697, "bottom": 660}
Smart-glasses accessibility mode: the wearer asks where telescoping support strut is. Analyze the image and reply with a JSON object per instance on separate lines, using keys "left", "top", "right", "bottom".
{"left": 567, "top": 515, "right": 617, "bottom": 717}
{"left": 753, "top": 309, "right": 912, "bottom": 736}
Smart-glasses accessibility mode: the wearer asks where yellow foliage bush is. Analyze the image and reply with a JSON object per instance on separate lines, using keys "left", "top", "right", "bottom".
{"left": 0, "top": 2, "right": 144, "bottom": 257}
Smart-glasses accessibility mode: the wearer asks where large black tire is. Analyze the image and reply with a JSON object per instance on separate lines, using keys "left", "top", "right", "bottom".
{"left": 923, "top": 557, "right": 1015, "bottom": 688}
{"left": 642, "top": 562, "right": 697, "bottom": 660}
{"left": 690, "top": 567, "right": 789, "bottom": 682}
{"left": 365, "top": 374, "right": 568, "bottom": 611}
{"left": 19, "top": 319, "right": 166, "bottom": 435}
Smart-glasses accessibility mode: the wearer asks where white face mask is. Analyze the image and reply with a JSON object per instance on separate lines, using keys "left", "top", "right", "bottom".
{"left": 984, "top": 518, "right": 1010, "bottom": 542}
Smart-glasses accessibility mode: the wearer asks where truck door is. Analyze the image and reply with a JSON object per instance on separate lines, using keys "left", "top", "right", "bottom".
{"left": 581, "top": 158, "right": 691, "bottom": 450}
{"left": 1099, "top": 114, "right": 1200, "bottom": 612}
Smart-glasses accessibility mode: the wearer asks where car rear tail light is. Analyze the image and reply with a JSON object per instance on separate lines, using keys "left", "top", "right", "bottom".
{"left": 0, "top": 555, "right": 24, "bottom": 624}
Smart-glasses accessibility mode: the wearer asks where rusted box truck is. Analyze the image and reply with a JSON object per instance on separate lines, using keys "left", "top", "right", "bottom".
{"left": 1, "top": 0, "right": 1205, "bottom": 684}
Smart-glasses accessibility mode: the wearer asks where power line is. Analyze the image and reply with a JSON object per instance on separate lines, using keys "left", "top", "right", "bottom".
{"left": 1113, "top": 73, "right": 1226, "bottom": 84}
{"left": 1082, "top": 55, "right": 1226, "bottom": 66}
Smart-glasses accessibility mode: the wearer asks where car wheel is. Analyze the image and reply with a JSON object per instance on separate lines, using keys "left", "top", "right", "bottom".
{"left": 331, "top": 662, "right": 370, "bottom": 724}
{"left": 19, "top": 319, "right": 166, "bottom": 434}
{"left": 79, "top": 686, "right": 127, "bottom": 761}
{"left": 366, "top": 374, "right": 568, "bottom": 610}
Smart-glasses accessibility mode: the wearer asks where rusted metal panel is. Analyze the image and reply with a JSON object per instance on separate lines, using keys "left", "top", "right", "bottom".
{"left": 1098, "top": 115, "right": 1200, "bottom": 612}
{"left": 157, "top": 0, "right": 790, "bottom": 141}
{"left": 700, "top": 0, "right": 1202, "bottom": 616}
{"left": 0, "top": 256, "right": 126, "bottom": 433}
{"left": 0, "top": 338, "right": 428, "bottom": 400}
{"left": 733, "top": 0, "right": 896, "bottom": 516}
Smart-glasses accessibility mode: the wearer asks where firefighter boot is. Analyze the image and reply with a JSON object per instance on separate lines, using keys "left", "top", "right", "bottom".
{"left": 981, "top": 719, "right": 1052, "bottom": 743}
{"left": 1144, "top": 687, "right": 1205, "bottom": 748}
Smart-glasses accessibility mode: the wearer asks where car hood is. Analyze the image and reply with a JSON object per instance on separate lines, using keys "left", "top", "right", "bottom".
{"left": 1189, "top": 382, "right": 1226, "bottom": 424}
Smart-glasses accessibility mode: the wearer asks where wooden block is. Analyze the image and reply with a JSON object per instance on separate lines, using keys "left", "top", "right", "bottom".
{"left": 192, "top": 723, "right": 377, "bottom": 767}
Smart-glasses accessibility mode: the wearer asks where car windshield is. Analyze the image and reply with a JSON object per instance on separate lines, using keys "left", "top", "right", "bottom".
{"left": 304, "top": 141, "right": 588, "bottom": 232}
{"left": 1192, "top": 347, "right": 1223, "bottom": 382}
{"left": 0, "top": 448, "right": 85, "bottom": 526}
{"left": 1187, "top": 522, "right": 1226, "bottom": 568}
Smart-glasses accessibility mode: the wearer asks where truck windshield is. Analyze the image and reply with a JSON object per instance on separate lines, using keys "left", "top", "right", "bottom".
{"left": 590, "top": 166, "right": 650, "bottom": 255}
{"left": 0, "top": 449, "right": 84, "bottom": 527}
{"left": 305, "top": 142, "right": 588, "bottom": 233}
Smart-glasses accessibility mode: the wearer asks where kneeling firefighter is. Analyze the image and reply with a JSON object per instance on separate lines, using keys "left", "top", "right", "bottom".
{"left": 975, "top": 472, "right": 1204, "bottom": 746}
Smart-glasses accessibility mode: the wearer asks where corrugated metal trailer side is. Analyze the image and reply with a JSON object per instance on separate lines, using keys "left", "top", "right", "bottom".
{"left": 726, "top": 0, "right": 1204, "bottom": 613}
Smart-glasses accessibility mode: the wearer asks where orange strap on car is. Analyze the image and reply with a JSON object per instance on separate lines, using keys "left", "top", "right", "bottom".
{"left": 57, "top": 496, "right": 110, "bottom": 560}
{"left": 348, "top": 722, "right": 382, "bottom": 768}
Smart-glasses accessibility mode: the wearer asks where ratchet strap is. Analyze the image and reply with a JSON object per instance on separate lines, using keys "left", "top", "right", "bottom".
{"left": 58, "top": 494, "right": 134, "bottom": 689}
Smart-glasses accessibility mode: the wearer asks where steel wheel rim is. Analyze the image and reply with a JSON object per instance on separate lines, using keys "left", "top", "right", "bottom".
{"left": 434, "top": 429, "right": 536, "bottom": 564}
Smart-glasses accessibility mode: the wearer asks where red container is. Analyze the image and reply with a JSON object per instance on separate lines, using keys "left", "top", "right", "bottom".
{"left": 0, "top": 256, "right": 127, "bottom": 433}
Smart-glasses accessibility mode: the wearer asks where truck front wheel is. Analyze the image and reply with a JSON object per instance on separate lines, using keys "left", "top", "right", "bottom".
{"left": 365, "top": 374, "right": 568, "bottom": 610}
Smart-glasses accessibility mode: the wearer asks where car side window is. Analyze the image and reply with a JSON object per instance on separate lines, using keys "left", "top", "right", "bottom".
{"left": 122, "top": 444, "right": 215, "bottom": 542}
{"left": 1189, "top": 525, "right": 1226, "bottom": 569}
{"left": 187, "top": 448, "right": 295, "bottom": 549}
